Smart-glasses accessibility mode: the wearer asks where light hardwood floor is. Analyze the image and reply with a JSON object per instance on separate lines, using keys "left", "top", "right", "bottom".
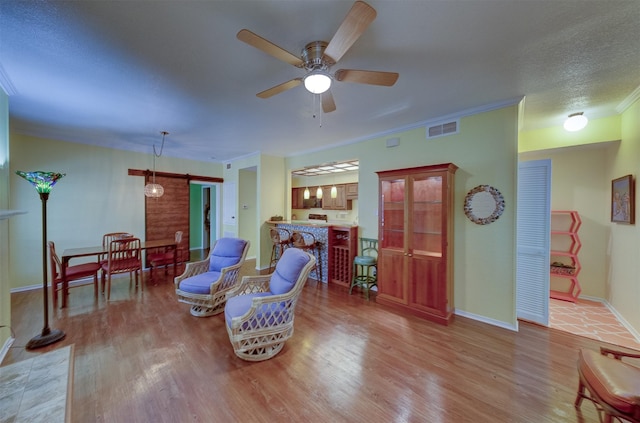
{"left": 3, "top": 260, "right": 621, "bottom": 422}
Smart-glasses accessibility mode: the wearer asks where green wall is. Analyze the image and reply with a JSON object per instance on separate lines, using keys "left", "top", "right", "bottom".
{"left": 189, "top": 184, "right": 202, "bottom": 248}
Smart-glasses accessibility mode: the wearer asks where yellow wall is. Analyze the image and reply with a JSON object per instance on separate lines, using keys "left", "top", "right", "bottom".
{"left": 224, "top": 153, "right": 287, "bottom": 270}
{"left": 608, "top": 99, "right": 640, "bottom": 330}
{"left": 9, "top": 133, "right": 222, "bottom": 290}
{"left": 238, "top": 168, "right": 257, "bottom": 259}
{"left": 286, "top": 104, "right": 520, "bottom": 327}
{"left": 1, "top": 89, "right": 11, "bottom": 353}
{"left": 518, "top": 105, "right": 640, "bottom": 335}
{"left": 520, "top": 144, "right": 616, "bottom": 298}
{"left": 519, "top": 115, "right": 622, "bottom": 152}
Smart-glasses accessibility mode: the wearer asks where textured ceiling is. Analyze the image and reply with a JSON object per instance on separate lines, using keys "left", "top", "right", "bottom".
{"left": 1, "top": 0, "right": 639, "bottom": 163}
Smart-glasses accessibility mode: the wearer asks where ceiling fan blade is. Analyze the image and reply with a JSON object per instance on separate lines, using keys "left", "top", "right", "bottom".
{"left": 322, "top": 91, "right": 336, "bottom": 113}
{"left": 323, "top": 1, "right": 377, "bottom": 64}
{"left": 256, "top": 79, "right": 302, "bottom": 99}
{"left": 237, "top": 29, "right": 304, "bottom": 67}
{"left": 335, "top": 69, "right": 399, "bottom": 86}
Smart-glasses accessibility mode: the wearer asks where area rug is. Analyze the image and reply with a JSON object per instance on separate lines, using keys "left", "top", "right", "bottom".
{"left": 0, "top": 344, "right": 74, "bottom": 422}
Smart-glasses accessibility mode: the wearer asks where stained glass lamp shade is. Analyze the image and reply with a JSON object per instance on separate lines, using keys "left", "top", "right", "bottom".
{"left": 16, "top": 171, "right": 65, "bottom": 194}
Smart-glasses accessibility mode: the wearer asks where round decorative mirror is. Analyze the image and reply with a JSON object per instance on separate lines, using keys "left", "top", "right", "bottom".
{"left": 464, "top": 185, "right": 505, "bottom": 225}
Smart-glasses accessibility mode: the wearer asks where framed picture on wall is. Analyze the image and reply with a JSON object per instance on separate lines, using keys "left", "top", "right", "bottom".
{"left": 611, "top": 174, "right": 635, "bottom": 224}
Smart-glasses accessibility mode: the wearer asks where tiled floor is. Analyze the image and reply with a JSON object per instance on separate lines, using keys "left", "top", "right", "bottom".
{"left": 549, "top": 298, "right": 640, "bottom": 351}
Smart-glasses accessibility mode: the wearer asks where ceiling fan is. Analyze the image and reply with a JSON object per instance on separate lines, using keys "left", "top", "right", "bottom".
{"left": 237, "top": 0, "right": 399, "bottom": 113}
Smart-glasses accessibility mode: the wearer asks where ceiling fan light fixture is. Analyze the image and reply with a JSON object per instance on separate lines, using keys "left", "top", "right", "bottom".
{"left": 563, "top": 112, "right": 588, "bottom": 132}
{"left": 304, "top": 71, "right": 332, "bottom": 94}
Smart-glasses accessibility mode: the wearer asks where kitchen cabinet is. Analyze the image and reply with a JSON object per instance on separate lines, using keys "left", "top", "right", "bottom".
{"left": 376, "top": 163, "right": 457, "bottom": 325}
{"left": 291, "top": 187, "right": 305, "bottom": 209}
{"left": 322, "top": 185, "right": 352, "bottom": 210}
{"left": 346, "top": 183, "right": 358, "bottom": 199}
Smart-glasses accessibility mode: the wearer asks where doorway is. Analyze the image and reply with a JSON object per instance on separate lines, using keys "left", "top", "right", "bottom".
{"left": 189, "top": 182, "right": 219, "bottom": 257}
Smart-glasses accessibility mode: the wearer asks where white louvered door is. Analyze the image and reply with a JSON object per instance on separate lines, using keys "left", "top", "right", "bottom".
{"left": 516, "top": 159, "right": 551, "bottom": 325}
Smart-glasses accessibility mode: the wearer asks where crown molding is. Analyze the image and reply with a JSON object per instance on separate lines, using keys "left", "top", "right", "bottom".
{"left": 616, "top": 84, "right": 640, "bottom": 114}
{"left": 0, "top": 64, "right": 17, "bottom": 96}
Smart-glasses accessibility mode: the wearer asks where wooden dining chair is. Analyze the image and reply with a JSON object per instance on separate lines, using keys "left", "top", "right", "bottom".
{"left": 148, "top": 231, "right": 183, "bottom": 281}
{"left": 49, "top": 241, "right": 101, "bottom": 307}
{"left": 100, "top": 232, "right": 133, "bottom": 291}
{"left": 101, "top": 237, "right": 143, "bottom": 300}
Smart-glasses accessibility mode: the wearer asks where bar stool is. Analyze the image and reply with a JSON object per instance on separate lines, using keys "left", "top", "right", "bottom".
{"left": 291, "top": 231, "right": 322, "bottom": 282}
{"left": 269, "top": 227, "right": 291, "bottom": 273}
{"left": 349, "top": 238, "right": 378, "bottom": 300}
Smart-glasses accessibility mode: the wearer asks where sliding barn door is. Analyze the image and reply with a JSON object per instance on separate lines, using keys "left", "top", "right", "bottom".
{"left": 145, "top": 175, "right": 190, "bottom": 263}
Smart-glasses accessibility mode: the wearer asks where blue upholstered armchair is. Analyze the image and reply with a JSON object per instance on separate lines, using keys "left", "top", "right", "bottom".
{"left": 224, "top": 248, "right": 315, "bottom": 361}
{"left": 174, "top": 237, "right": 249, "bottom": 317}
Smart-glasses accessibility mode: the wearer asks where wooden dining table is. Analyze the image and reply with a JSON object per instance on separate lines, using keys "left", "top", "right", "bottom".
{"left": 60, "top": 238, "right": 177, "bottom": 308}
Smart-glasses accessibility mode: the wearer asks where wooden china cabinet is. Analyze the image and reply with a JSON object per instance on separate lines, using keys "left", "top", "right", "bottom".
{"left": 376, "top": 163, "right": 457, "bottom": 325}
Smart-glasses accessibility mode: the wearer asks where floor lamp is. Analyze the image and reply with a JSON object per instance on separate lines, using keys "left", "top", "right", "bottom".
{"left": 16, "top": 170, "right": 66, "bottom": 350}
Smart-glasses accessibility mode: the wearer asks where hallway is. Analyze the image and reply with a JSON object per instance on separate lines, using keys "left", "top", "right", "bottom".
{"left": 549, "top": 298, "right": 640, "bottom": 351}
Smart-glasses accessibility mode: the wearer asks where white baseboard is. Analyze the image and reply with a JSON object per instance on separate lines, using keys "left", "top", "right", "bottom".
{"left": 0, "top": 335, "right": 15, "bottom": 364}
{"left": 454, "top": 309, "right": 519, "bottom": 332}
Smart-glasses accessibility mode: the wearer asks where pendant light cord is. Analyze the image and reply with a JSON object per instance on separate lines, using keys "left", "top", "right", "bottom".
{"left": 151, "top": 131, "right": 168, "bottom": 184}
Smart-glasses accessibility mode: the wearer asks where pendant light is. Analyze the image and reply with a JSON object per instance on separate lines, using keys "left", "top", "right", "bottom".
{"left": 144, "top": 131, "right": 168, "bottom": 198}
{"left": 303, "top": 175, "right": 310, "bottom": 199}
{"left": 330, "top": 175, "right": 337, "bottom": 199}
{"left": 316, "top": 186, "right": 323, "bottom": 199}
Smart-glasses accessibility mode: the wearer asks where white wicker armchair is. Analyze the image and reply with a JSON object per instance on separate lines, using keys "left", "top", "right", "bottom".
{"left": 175, "top": 238, "right": 249, "bottom": 317}
{"left": 224, "top": 248, "right": 315, "bottom": 361}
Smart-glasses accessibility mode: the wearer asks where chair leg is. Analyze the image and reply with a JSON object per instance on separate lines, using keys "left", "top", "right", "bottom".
{"left": 349, "top": 263, "right": 358, "bottom": 295}
{"left": 52, "top": 280, "right": 58, "bottom": 308}
{"left": 574, "top": 379, "right": 585, "bottom": 408}
{"left": 314, "top": 246, "right": 322, "bottom": 283}
{"left": 93, "top": 274, "right": 98, "bottom": 298}
{"left": 107, "top": 274, "right": 112, "bottom": 300}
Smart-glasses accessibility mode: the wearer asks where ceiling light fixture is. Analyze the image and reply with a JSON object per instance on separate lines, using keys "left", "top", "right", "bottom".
{"left": 563, "top": 112, "right": 588, "bottom": 132}
{"left": 304, "top": 70, "right": 332, "bottom": 94}
{"left": 144, "top": 131, "right": 168, "bottom": 198}
{"left": 316, "top": 186, "right": 323, "bottom": 199}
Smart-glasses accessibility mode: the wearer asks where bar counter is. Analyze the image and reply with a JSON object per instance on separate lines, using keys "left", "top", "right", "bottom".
{"left": 266, "top": 221, "right": 358, "bottom": 286}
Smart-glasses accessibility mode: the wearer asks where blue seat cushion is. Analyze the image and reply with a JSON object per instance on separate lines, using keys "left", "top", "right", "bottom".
{"left": 354, "top": 255, "right": 377, "bottom": 266}
{"left": 269, "top": 248, "right": 310, "bottom": 295}
{"left": 225, "top": 292, "right": 273, "bottom": 327}
{"left": 209, "top": 238, "right": 247, "bottom": 272}
{"left": 179, "top": 271, "right": 221, "bottom": 295}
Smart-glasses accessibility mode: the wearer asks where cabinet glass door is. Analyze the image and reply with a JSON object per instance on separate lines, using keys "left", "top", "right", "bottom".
{"left": 380, "top": 178, "right": 405, "bottom": 250}
{"left": 411, "top": 174, "right": 443, "bottom": 256}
